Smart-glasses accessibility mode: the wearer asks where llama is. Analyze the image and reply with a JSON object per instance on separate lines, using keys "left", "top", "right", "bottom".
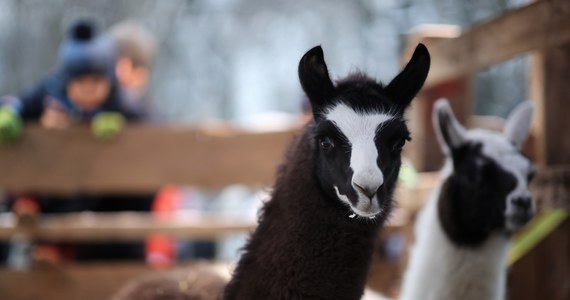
{"left": 112, "top": 262, "right": 229, "bottom": 300}
{"left": 112, "top": 44, "right": 430, "bottom": 300}
{"left": 223, "top": 44, "right": 430, "bottom": 300}
{"left": 399, "top": 99, "right": 536, "bottom": 300}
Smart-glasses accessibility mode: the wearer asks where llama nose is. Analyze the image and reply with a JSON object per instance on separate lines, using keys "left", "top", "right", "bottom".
{"left": 512, "top": 197, "right": 532, "bottom": 211}
{"left": 511, "top": 196, "right": 535, "bottom": 222}
{"left": 353, "top": 182, "right": 378, "bottom": 199}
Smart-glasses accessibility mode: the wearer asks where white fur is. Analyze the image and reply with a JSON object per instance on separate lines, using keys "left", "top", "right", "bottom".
{"left": 334, "top": 186, "right": 352, "bottom": 210}
{"left": 432, "top": 100, "right": 467, "bottom": 155}
{"left": 361, "top": 288, "right": 391, "bottom": 300}
{"left": 503, "top": 101, "right": 533, "bottom": 148}
{"left": 400, "top": 99, "right": 534, "bottom": 300}
{"left": 325, "top": 103, "right": 394, "bottom": 217}
{"left": 399, "top": 168, "right": 511, "bottom": 300}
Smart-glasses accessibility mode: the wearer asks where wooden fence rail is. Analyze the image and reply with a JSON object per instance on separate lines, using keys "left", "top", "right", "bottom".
{"left": 420, "top": 0, "right": 570, "bottom": 88}
{"left": 0, "top": 212, "right": 255, "bottom": 242}
{"left": 0, "top": 124, "right": 295, "bottom": 194}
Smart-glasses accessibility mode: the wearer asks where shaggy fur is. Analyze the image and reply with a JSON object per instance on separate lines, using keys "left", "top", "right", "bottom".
{"left": 224, "top": 44, "right": 430, "bottom": 300}
{"left": 111, "top": 262, "right": 229, "bottom": 300}
{"left": 223, "top": 127, "right": 384, "bottom": 299}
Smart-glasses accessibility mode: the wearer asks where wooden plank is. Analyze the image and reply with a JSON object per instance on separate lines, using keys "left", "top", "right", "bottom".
{"left": 0, "top": 263, "right": 150, "bottom": 300}
{"left": 0, "top": 262, "right": 226, "bottom": 300}
{"left": 530, "top": 165, "right": 570, "bottom": 210}
{"left": 508, "top": 210, "right": 569, "bottom": 265}
{"left": 0, "top": 212, "right": 255, "bottom": 242}
{"left": 0, "top": 124, "right": 296, "bottom": 194}
{"left": 530, "top": 42, "right": 570, "bottom": 166}
{"left": 508, "top": 217, "right": 570, "bottom": 300}
{"left": 424, "top": 0, "right": 570, "bottom": 88}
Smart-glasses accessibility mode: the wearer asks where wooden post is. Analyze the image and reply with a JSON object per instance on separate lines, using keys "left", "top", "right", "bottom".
{"left": 509, "top": 4, "right": 570, "bottom": 298}
{"left": 508, "top": 218, "right": 570, "bottom": 300}
{"left": 530, "top": 42, "right": 570, "bottom": 167}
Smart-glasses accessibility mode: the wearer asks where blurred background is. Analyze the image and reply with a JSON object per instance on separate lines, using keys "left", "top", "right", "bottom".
{"left": 0, "top": 0, "right": 568, "bottom": 299}
{"left": 0, "top": 0, "right": 529, "bottom": 124}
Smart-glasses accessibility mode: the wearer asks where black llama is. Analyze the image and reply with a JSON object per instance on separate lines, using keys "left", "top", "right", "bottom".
{"left": 223, "top": 44, "right": 430, "bottom": 300}
{"left": 112, "top": 44, "right": 430, "bottom": 300}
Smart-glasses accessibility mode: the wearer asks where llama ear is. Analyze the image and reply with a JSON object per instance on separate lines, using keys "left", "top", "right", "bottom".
{"left": 503, "top": 101, "right": 534, "bottom": 149}
{"left": 433, "top": 99, "right": 466, "bottom": 154}
{"left": 298, "top": 46, "right": 335, "bottom": 117}
{"left": 385, "top": 43, "right": 431, "bottom": 111}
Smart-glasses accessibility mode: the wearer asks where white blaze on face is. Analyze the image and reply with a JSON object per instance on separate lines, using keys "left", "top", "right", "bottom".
{"left": 325, "top": 103, "right": 394, "bottom": 216}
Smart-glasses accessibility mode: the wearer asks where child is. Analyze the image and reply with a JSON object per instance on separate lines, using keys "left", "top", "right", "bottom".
{"left": 0, "top": 18, "right": 145, "bottom": 142}
{"left": 108, "top": 20, "right": 157, "bottom": 115}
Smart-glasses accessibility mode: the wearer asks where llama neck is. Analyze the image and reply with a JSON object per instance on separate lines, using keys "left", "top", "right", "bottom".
{"left": 400, "top": 167, "right": 511, "bottom": 300}
{"left": 224, "top": 129, "right": 382, "bottom": 300}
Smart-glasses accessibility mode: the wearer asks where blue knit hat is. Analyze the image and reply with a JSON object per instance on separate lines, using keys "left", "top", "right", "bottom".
{"left": 58, "top": 19, "right": 116, "bottom": 80}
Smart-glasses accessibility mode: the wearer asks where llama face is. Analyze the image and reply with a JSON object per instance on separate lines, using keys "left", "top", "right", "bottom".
{"left": 434, "top": 100, "right": 535, "bottom": 243}
{"left": 298, "top": 44, "right": 430, "bottom": 218}
{"left": 314, "top": 103, "right": 410, "bottom": 218}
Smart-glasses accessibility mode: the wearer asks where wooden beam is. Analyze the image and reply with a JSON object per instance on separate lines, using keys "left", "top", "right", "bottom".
{"left": 0, "top": 262, "right": 230, "bottom": 300}
{"left": 530, "top": 42, "right": 570, "bottom": 166}
{"left": 0, "top": 212, "right": 255, "bottom": 241}
{"left": 530, "top": 165, "right": 570, "bottom": 210}
{"left": 0, "top": 124, "right": 296, "bottom": 194}
{"left": 0, "top": 263, "right": 151, "bottom": 300}
{"left": 508, "top": 217, "right": 570, "bottom": 300}
{"left": 424, "top": 0, "right": 570, "bottom": 88}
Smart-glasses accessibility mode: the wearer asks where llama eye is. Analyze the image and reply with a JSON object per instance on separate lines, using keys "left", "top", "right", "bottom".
{"left": 320, "top": 137, "right": 335, "bottom": 151}
{"left": 527, "top": 167, "right": 536, "bottom": 182}
{"left": 392, "top": 138, "right": 406, "bottom": 152}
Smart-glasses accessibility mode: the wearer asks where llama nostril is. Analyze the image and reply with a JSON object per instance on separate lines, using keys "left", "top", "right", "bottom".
{"left": 353, "top": 182, "right": 377, "bottom": 199}
{"left": 512, "top": 197, "right": 532, "bottom": 210}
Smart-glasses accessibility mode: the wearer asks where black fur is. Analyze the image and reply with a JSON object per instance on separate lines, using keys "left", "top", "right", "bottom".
{"left": 223, "top": 44, "right": 430, "bottom": 300}
{"left": 298, "top": 46, "right": 336, "bottom": 114}
{"left": 438, "top": 142, "right": 523, "bottom": 248}
{"left": 384, "top": 43, "right": 431, "bottom": 111}
{"left": 299, "top": 44, "right": 430, "bottom": 119}
{"left": 224, "top": 129, "right": 381, "bottom": 300}
{"left": 300, "top": 45, "right": 427, "bottom": 214}
{"left": 312, "top": 119, "right": 358, "bottom": 205}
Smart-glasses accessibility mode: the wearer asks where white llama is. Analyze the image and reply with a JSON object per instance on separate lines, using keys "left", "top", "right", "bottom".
{"left": 399, "top": 99, "right": 536, "bottom": 300}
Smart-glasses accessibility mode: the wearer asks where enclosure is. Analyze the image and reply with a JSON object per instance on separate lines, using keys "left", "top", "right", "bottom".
{"left": 0, "top": 0, "right": 568, "bottom": 299}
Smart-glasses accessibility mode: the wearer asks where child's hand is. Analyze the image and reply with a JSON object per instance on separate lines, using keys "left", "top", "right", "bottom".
{"left": 40, "top": 98, "right": 72, "bottom": 129}
{"left": 0, "top": 107, "right": 22, "bottom": 143}
{"left": 92, "top": 112, "right": 125, "bottom": 140}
